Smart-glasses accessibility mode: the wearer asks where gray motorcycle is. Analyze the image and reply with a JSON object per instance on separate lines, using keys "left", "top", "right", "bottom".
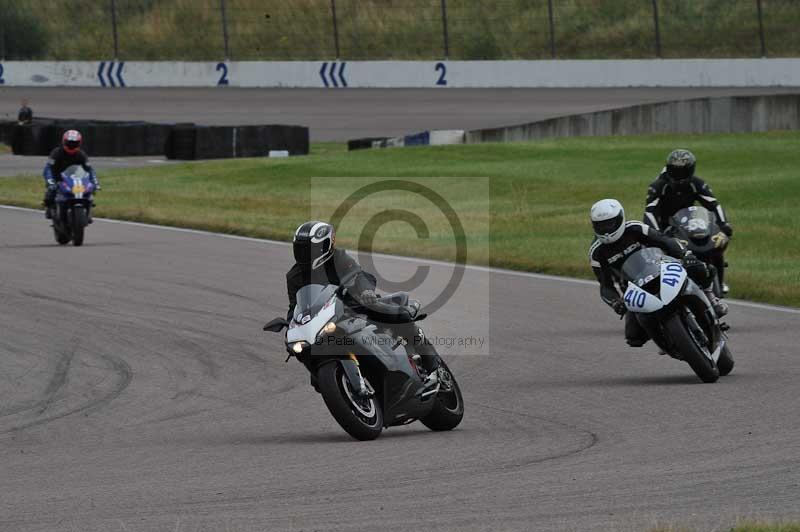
{"left": 263, "top": 282, "right": 464, "bottom": 441}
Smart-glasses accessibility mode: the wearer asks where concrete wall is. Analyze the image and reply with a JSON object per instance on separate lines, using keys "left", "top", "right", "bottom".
{"left": 3, "top": 59, "right": 800, "bottom": 88}
{"left": 465, "top": 94, "right": 800, "bottom": 143}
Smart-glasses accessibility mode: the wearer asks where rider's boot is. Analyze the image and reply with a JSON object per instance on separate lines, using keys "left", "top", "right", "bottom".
{"left": 705, "top": 288, "right": 728, "bottom": 318}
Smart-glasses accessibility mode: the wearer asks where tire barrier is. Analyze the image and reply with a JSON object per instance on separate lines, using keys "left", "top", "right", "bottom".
{"left": 4, "top": 119, "right": 309, "bottom": 160}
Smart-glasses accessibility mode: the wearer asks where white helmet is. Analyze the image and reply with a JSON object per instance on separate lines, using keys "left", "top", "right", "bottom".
{"left": 590, "top": 199, "right": 626, "bottom": 244}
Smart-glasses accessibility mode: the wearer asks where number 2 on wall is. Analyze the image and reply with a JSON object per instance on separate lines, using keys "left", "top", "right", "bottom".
{"left": 435, "top": 62, "right": 447, "bottom": 86}
{"left": 216, "top": 62, "right": 229, "bottom": 86}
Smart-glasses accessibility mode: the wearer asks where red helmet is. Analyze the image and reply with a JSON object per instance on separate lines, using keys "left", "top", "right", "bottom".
{"left": 62, "top": 130, "right": 82, "bottom": 155}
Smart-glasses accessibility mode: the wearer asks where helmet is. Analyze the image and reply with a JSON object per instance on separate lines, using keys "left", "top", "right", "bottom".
{"left": 293, "top": 221, "right": 335, "bottom": 270}
{"left": 62, "top": 130, "right": 82, "bottom": 155}
{"left": 665, "top": 149, "right": 696, "bottom": 182}
{"left": 590, "top": 199, "right": 626, "bottom": 244}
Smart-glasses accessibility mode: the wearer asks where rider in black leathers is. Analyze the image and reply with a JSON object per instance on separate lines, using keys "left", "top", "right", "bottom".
{"left": 286, "top": 221, "right": 439, "bottom": 372}
{"left": 589, "top": 199, "right": 726, "bottom": 348}
{"left": 644, "top": 149, "right": 732, "bottom": 291}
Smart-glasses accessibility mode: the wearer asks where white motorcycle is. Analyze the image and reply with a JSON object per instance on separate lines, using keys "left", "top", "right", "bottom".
{"left": 621, "top": 247, "right": 733, "bottom": 382}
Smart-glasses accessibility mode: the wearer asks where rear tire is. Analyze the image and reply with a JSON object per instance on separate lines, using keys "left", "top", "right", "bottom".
{"left": 317, "top": 362, "right": 383, "bottom": 441}
{"left": 71, "top": 207, "right": 87, "bottom": 247}
{"left": 54, "top": 226, "right": 70, "bottom": 245}
{"left": 420, "top": 360, "right": 464, "bottom": 431}
{"left": 664, "top": 312, "right": 719, "bottom": 383}
{"left": 717, "top": 344, "right": 734, "bottom": 376}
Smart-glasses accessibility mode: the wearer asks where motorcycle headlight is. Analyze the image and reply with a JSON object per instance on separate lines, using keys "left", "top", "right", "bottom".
{"left": 321, "top": 321, "right": 336, "bottom": 334}
{"left": 291, "top": 342, "right": 306, "bottom": 354}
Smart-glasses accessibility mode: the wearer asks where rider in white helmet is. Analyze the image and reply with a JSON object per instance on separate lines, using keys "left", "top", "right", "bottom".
{"left": 589, "top": 199, "right": 727, "bottom": 348}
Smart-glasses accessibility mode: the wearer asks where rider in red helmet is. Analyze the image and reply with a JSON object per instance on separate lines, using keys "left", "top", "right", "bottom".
{"left": 42, "top": 130, "right": 99, "bottom": 219}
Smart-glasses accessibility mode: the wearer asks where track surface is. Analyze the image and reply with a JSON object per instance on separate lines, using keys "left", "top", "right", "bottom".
{"left": 3, "top": 87, "right": 800, "bottom": 141}
{"left": 1, "top": 206, "right": 799, "bottom": 532}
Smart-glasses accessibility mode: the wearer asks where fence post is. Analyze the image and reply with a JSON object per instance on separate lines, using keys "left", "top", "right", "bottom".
{"left": 110, "top": 0, "right": 119, "bottom": 58}
{"left": 330, "top": 0, "right": 341, "bottom": 58}
{"left": 651, "top": 0, "right": 662, "bottom": 58}
{"left": 220, "top": 0, "right": 230, "bottom": 59}
{"left": 756, "top": 0, "right": 766, "bottom": 57}
{"left": 547, "top": 0, "right": 556, "bottom": 58}
{"left": 440, "top": 0, "right": 450, "bottom": 58}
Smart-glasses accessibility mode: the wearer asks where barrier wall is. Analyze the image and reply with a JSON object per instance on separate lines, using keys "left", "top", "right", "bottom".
{"left": 465, "top": 94, "right": 800, "bottom": 143}
{"left": 3, "top": 59, "right": 800, "bottom": 88}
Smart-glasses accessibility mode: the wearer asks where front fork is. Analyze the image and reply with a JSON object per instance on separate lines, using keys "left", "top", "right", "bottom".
{"left": 340, "top": 355, "right": 373, "bottom": 397}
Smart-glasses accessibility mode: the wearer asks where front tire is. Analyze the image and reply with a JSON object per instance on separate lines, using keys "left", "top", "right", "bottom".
{"left": 317, "top": 362, "right": 383, "bottom": 441}
{"left": 71, "top": 206, "right": 87, "bottom": 247}
{"left": 420, "top": 360, "right": 464, "bottom": 431}
{"left": 664, "top": 311, "right": 719, "bottom": 383}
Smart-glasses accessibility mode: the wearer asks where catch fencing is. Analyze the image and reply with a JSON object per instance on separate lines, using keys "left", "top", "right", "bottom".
{"left": 1, "top": 0, "right": 797, "bottom": 61}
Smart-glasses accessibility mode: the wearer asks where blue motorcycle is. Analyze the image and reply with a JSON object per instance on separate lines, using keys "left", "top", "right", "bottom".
{"left": 51, "top": 165, "right": 97, "bottom": 246}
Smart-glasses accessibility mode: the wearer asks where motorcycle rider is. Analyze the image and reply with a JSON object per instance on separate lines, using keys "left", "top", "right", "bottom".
{"left": 287, "top": 221, "right": 439, "bottom": 372}
{"left": 589, "top": 199, "right": 727, "bottom": 348}
{"left": 42, "top": 130, "right": 99, "bottom": 220}
{"left": 644, "top": 149, "right": 732, "bottom": 293}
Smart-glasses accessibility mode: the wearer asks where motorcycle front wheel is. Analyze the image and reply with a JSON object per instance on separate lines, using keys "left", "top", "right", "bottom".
{"left": 71, "top": 206, "right": 87, "bottom": 247}
{"left": 317, "top": 361, "right": 383, "bottom": 441}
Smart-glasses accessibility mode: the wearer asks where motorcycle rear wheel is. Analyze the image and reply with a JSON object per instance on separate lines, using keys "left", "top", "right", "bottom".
{"left": 664, "top": 311, "right": 719, "bottom": 383}
{"left": 420, "top": 360, "right": 464, "bottom": 431}
{"left": 318, "top": 362, "right": 383, "bottom": 441}
{"left": 717, "top": 344, "right": 734, "bottom": 376}
{"left": 53, "top": 225, "right": 70, "bottom": 245}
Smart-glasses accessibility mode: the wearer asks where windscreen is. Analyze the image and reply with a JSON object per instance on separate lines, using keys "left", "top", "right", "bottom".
{"left": 672, "top": 206, "right": 713, "bottom": 235}
{"left": 621, "top": 247, "right": 665, "bottom": 285}
{"left": 62, "top": 165, "right": 88, "bottom": 180}
{"left": 293, "top": 284, "right": 337, "bottom": 321}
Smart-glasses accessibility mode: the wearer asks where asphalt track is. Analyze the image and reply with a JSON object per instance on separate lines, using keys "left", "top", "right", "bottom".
{"left": 3, "top": 87, "right": 800, "bottom": 141}
{"left": 2, "top": 205, "right": 799, "bottom": 532}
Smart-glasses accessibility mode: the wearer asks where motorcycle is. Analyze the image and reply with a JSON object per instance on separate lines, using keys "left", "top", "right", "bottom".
{"left": 49, "top": 165, "right": 96, "bottom": 247}
{"left": 665, "top": 206, "right": 730, "bottom": 297}
{"left": 263, "top": 281, "right": 464, "bottom": 441}
{"left": 621, "top": 247, "right": 734, "bottom": 383}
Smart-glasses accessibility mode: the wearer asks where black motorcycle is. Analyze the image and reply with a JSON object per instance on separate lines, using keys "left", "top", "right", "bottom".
{"left": 50, "top": 165, "right": 96, "bottom": 246}
{"left": 621, "top": 247, "right": 733, "bottom": 383}
{"left": 665, "top": 206, "right": 730, "bottom": 297}
{"left": 263, "top": 282, "right": 464, "bottom": 441}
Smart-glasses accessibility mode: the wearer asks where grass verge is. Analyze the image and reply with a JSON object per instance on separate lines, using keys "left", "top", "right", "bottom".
{"left": 6, "top": 0, "right": 800, "bottom": 60}
{"left": 1, "top": 133, "right": 798, "bottom": 307}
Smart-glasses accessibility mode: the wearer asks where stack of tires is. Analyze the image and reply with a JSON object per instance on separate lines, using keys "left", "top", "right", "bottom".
{"left": 3, "top": 118, "right": 309, "bottom": 160}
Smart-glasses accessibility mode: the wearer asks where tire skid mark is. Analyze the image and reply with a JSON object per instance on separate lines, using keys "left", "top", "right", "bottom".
{"left": 5, "top": 353, "right": 133, "bottom": 434}
{"left": 37, "top": 350, "right": 75, "bottom": 415}
{"left": 468, "top": 401, "right": 599, "bottom": 467}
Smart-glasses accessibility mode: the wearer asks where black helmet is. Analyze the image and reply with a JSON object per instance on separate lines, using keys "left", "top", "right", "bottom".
{"left": 665, "top": 149, "right": 696, "bottom": 182}
{"left": 293, "top": 221, "right": 335, "bottom": 269}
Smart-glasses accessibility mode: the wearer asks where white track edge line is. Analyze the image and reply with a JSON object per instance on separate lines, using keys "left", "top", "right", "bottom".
{"left": 3, "top": 204, "right": 797, "bottom": 315}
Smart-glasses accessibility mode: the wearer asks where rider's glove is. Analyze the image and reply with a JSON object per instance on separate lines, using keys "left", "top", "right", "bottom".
{"left": 611, "top": 299, "right": 627, "bottom": 316}
{"left": 358, "top": 289, "right": 378, "bottom": 306}
{"left": 719, "top": 222, "right": 733, "bottom": 237}
{"left": 46, "top": 178, "right": 57, "bottom": 189}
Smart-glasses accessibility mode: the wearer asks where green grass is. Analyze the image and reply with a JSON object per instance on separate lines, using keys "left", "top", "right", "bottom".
{"left": 4, "top": 0, "right": 799, "bottom": 60}
{"left": 1, "top": 133, "right": 798, "bottom": 307}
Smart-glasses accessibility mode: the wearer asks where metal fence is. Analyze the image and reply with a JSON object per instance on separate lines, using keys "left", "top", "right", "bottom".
{"left": 1, "top": 0, "right": 798, "bottom": 61}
